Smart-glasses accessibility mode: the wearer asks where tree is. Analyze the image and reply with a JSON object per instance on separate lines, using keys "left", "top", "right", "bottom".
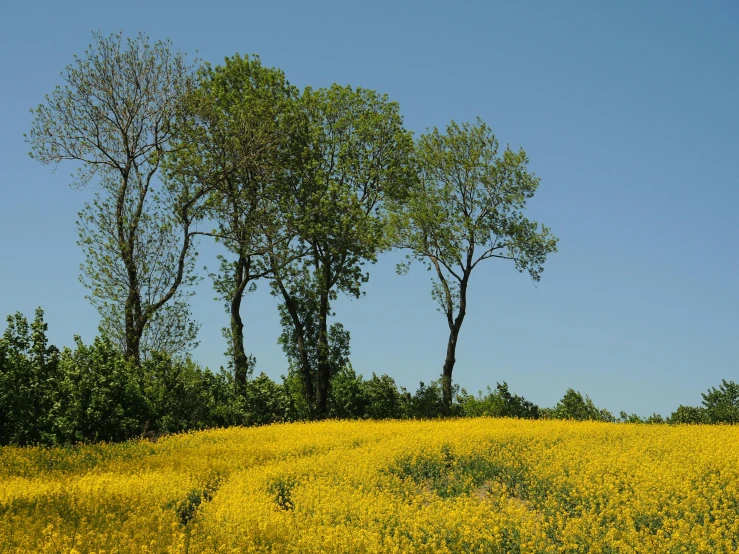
{"left": 362, "top": 373, "right": 408, "bottom": 419}
{"left": 27, "top": 31, "right": 205, "bottom": 364}
{"left": 166, "top": 54, "right": 306, "bottom": 389}
{"left": 271, "top": 85, "right": 415, "bottom": 415}
{"left": 390, "top": 119, "right": 558, "bottom": 408}
{"left": 458, "top": 382, "right": 540, "bottom": 419}
{"left": 668, "top": 405, "right": 708, "bottom": 424}
{"left": 544, "top": 388, "right": 615, "bottom": 422}
{"left": 701, "top": 379, "right": 739, "bottom": 423}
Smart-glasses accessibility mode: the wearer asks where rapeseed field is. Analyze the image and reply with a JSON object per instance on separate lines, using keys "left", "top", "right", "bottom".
{"left": 1, "top": 418, "right": 738, "bottom": 553}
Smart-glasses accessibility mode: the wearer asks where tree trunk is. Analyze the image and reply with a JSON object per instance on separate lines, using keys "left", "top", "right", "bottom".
{"left": 231, "top": 256, "right": 250, "bottom": 391}
{"left": 231, "top": 292, "right": 248, "bottom": 391}
{"left": 442, "top": 276, "right": 469, "bottom": 409}
{"left": 124, "top": 288, "right": 143, "bottom": 364}
{"left": 315, "top": 286, "right": 331, "bottom": 417}
{"left": 441, "top": 330, "right": 458, "bottom": 410}
{"left": 274, "top": 274, "right": 315, "bottom": 408}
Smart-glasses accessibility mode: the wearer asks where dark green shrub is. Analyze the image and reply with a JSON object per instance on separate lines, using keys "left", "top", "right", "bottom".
{"left": 0, "top": 309, "right": 61, "bottom": 445}
{"left": 618, "top": 411, "right": 666, "bottom": 424}
{"left": 327, "top": 364, "right": 369, "bottom": 419}
{"left": 142, "top": 352, "right": 215, "bottom": 434}
{"left": 459, "top": 382, "right": 539, "bottom": 419}
{"left": 701, "top": 379, "right": 739, "bottom": 424}
{"left": 243, "top": 372, "right": 289, "bottom": 426}
{"left": 543, "top": 388, "right": 615, "bottom": 422}
{"left": 669, "top": 405, "right": 709, "bottom": 424}
{"left": 410, "top": 380, "right": 449, "bottom": 418}
{"left": 362, "top": 373, "right": 409, "bottom": 419}
{"left": 57, "top": 335, "right": 150, "bottom": 443}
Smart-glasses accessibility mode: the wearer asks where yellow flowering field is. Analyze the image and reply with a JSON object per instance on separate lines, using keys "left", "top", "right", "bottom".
{"left": 1, "top": 418, "right": 739, "bottom": 553}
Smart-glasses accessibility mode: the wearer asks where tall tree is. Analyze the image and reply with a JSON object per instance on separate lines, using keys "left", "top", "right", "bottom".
{"left": 390, "top": 119, "right": 558, "bottom": 408}
{"left": 27, "top": 31, "right": 205, "bottom": 364}
{"left": 272, "top": 85, "right": 415, "bottom": 415}
{"left": 272, "top": 259, "right": 351, "bottom": 415}
{"left": 166, "top": 54, "right": 307, "bottom": 390}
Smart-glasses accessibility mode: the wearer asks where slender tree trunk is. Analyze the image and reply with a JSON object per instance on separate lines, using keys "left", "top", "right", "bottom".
{"left": 117, "top": 167, "right": 203, "bottom": 366}
{"left": 442, "top": 276, "right": 469, "bottom": 409}
{"left": 441, "top": 330, "right": 458, "bottom": 410}
{"left": 124, "top": 288, "right": 142, "bottom": 364}
{"left": 274, "top": 273, "right": 315, "bottom": 408}
{"left": 315, "top": 286, "right": 331, "bottom": 417}
{"left": 230, "top": 255, "right": 250, "bottom": 391}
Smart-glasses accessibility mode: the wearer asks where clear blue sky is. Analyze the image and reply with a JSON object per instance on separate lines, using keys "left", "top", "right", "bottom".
{"left": 1, "top": 1, "right": 737, "bottom": 417}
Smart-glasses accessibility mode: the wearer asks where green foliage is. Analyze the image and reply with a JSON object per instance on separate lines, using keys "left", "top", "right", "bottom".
{"left": 459, "top": 382, "right": 540, "bottom": 419}
{"left": 327, "top": 364, "right": 369, "bottom": 419}
{"left": 172, "top": 470, "right": 224, "bottom": 526}
{"left": 0, "top": 310, "right": 248, "bottom": 445}
{"left": 701, "top": 379, "right": 739, "bottom": 423}
{"left": 143, "top": 353, "right": 215, "bottom": 434}
{"left": 385, "top": 445, "right": 528, "bottom": 500}
{"left": 543, "top": 388, "right": 615, "bottom": 422}
{"left": 167, "top": 54, "right": 306, "bottom": 385}
{"left": 362, "top": 373, "right": 409, "bottom": 420}
{"left": 410, "top": 380, "right": 452, "bottom": 419}
{"left": 272, "top": 84, "right": 416, "bottom": 414}
{"left": 267, "top": 476, "right": 296, "bottom": 511}
{"left": 667, "top": 381, "right": 739, "bottom": 424}
{"left": 668, "top": 405, "right": 709, "bottom": 424}
{"left": 292, "top": 85, "right": 416, "bottom": 289}
{"left": 241, "top": 373, "right": 290, "bottom": 426}
{"left": 76, "top": 187, "right": 202, "bottom": 361}
{"left": 0, "top": 309, "right": 61, "bottom": 445}
{"left": 56, "top": 336, "right": 150, "bottom": 443}
{"left": 393, "top": 118, "right": 559, "bottom": 292}
{"left": 276, "top": 278, "right": 352, "bottom": 389}
{"left": 27, "top": 31, "right": 203, "bottom": 364}
{"left": 618, "top": 411, "right": 666, "bottom": 424}
{"left": 280, "top": 370, "right": 315, "bottom": 422}
{"left": 4, "top": 308, "right": 738, "bottom": 448}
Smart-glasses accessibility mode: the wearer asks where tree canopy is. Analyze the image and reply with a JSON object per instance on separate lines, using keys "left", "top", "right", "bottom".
{"left": 25, "top": 33, "right": 564, "bottom": 420}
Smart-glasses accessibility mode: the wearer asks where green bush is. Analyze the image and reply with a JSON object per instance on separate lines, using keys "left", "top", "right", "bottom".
{"left": 143, "top": 352, "right": 217, "bottom": 434}
{"left": 243, "top": 372, "right": 290, "bottom": 426}
{"left": 618, "top": 411, "right": 665, "bottom": 424}
{"left": 668, "top": 405, "right": 709, "bottom": 424}
{"left": 0, "top": 309, "right": 61, "bottom": 445}
{"left": 458, "top": 382, "right": 539, "bottom": 419}
{"left": 327, "top": 364, "right": 370, "bottom": 419}
{"left": 667, "top": 381, "right": 739, "bottom": 424}
{"left": 542, "top": 388, "right": 615, "bottom": 422}
{"left": 701, "top": 379, "right": 739, "bottom": 424}
{"left": 362, "top": 373, "right": 409, "bottom": 419}
{"left": 56, "top": 335, "right": 150, "bottom": 443}
{"left": 4, "top": 308, "right": 739, "bottom": 448}
{"left": 410, "top": 380, "right": 450, "bottom": 418}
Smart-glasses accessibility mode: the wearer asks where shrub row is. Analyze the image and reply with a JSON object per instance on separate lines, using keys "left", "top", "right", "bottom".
{"left": 1, "top": 309, "right": 736, "bottom": 447}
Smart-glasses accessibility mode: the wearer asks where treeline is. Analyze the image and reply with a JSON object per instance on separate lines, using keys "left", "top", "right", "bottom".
{"left": 14, "top": 32, "right": 733, "bottom": 442}
{"left": 2, "top": 309, "right": 736, "bottom": 447}
{"left": 24, "top": 32, "right": 556, "bottom": 418}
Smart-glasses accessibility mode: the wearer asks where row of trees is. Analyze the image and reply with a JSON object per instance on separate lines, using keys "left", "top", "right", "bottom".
{"left": 26, "top": 32, "right": 557, "bottom": 415}
{"left": 2, "top": 309, "right": 736, "bottom": 446}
